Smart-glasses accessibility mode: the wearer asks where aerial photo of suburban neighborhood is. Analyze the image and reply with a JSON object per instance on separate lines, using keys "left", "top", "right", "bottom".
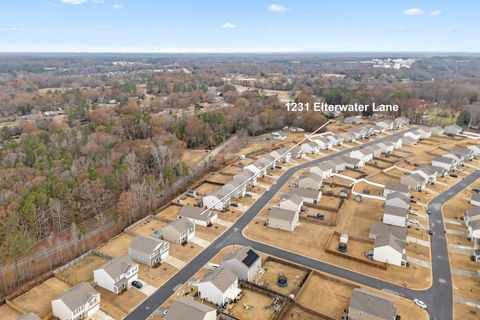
{"left": 1, "top": 1, "right": 480, "bottom": 320}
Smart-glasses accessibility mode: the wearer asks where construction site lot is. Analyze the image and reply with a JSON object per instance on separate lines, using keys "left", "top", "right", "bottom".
{"left": 57, "top": 254, "right": 109, "bottom": 285}
{"left": 97, "top": 286, "right": 147, "bottom": 320}
{"left": 244, "top": 193, "right": 433, "bottom": 289}
{"left": 11, "top": 277, "right": 71, "bottom": 318}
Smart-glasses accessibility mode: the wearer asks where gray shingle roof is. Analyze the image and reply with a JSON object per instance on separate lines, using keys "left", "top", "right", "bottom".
{"left": 165, "top": 297, "right": 216, "bottom": 320}
{"left": 129, "top": 235, "right": 167, "bottom": 255}
{"left": 53, "top": 282, "right": 99, "bottom": 312}
{"left": 350, "top": 288, "right": 397, "bottom": 319}
{"left": 98, "top": 255, "right": 137, "bottom": 279}
{"left": 200, "top": 266, "right": 237, "bottom": 293}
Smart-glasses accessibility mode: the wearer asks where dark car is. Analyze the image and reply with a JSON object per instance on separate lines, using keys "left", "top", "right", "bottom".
{"left": 231, "top": 202, "right": 239, "bottom": 207}
{"left": 428, "top": 230, "right": 434, "bottom": 236}
{"left": 449, "top": 174, "right": 458, "bottom": 178}
{"left": 275, "top": 165, "right": 283, "bottom": 169}
{"left": 427, "top": 210, "right": 432, "bottom": 215}
{"left": 131, "top": 280, "right": 143, "bottom": 289}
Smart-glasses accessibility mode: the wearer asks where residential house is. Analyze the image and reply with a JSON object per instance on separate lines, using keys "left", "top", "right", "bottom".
{"left": 348, "top": 288, "right": 397, "bottom": 320}
{"left": 464, "top": 207, "right": 480, "bottom": 225}
{"left": 370, "top": 144, "right": 383, "bottom": 157}
{"left": 178, "top": 206, "right": 218, "bottom": 227}
{"left": 270, "top": 147, "right": 291, "bottom": 163}
{"left": 293, "top": 187, "right": 322, "bottom": 204}
{"left": 297, "top": 172, "right": 323, "bottom": 190}
{"left": 471, "top": 193, "right": 480, "bottom": 207}
{"left": 373, "top": 125, "right": 385, "bottom": 134}
{"left": 388, "top": 137, "right": 402, "bottom": 149}
{"left": 344, "top": 115, "right": 362, "bottom": 124}
{"left": 267, "top": 207, "right": 299, "bottom": 232}
{"left": 349, "top": 127, "right": 367, "bottom": 139}
{"left": 94, "top": 256, "right": 138, "bottom": 294}
{"left": 381, "top": 141, "right": 396, "bottom": 153}
{"left": 350, "top": 147, "right": 374, "bottom": 163}
{"left": 443, "top": 153, "right": 464, "bottom": 166}
{"left": 162, "top": 218, "right": 195, "bottom": 244}
{"left": 452, "top": 146, "right": 474, "bottom": 161}
{"left": 301, "top": 141, "right": 320, "bottom": 154}
{"left": 222, "top": 178, "right": 247, "bottom": 199}
{"left": 196, "top": 266, "right": 241, "bottom": 306}
{"left": 128, "top": 235, "right": 169, "bottom": 267}
{"left": 339, "top": 132, "right": 356, "bottom": 143}
{"left": 467, "top": 145, "right": 480, "bottom": 159}
{"left": 401, "top": 136, "right": 417, "bottom": 146}
{"left": 51, "top": 283, "right": 100, "bottom": 320}
{"left": 310, "top": 162, "right": 334, "bottom": 179}
{"left": 279, "top": 193, "right": 304, "bottom": 213}
{"left": 257, "top": 155, "right": 276, "bottom": 169}
{"left": 342, "top": 155, "right": 365, "bottom": 169}
{"left": 404, "top": 131, "right": 421, "bottom": 141}
{"left": 432, "top": 156, "right": 457, "bottom": 172}
{"left": 385, "top": 192, "right": 410, "bottom": 210}
{"left": 315, "top": 136, "right": 332, "bottom": 150}
{"left": 233, "top": 169, "right": 257, "bottom": 187}
{"left": 430, "top": 126, "right": 445, "bottom": 137}
{"left": 400, "top": 172, "right": 426, "bottom": 191}
{"left": 444, "top": 124, "right": 462, "bottom": 136}
{"left": 222, "top": 246, "right": 261, "bottom": 281}
{"left": 244, "top": 160, "right": 267, "bottom": 178}
{"left": 165, "top": 297, "right": 217, "bottom": 320}
{"left": 383, "top": 205, "right": 409, "bottom": 227}
{"left": 369, "top": 223, "right": 407, "bottom": 242}
{"left": 203, "top": 187, "right": 231, "bottom": 211}
{"left": 329, "top": 158, "right": 346, "bottom": 172}
{"left": 383, "top": 183, "right": 411, "bottom": 198}
{"left": 467, "top": 220, "right": 480, "bottom": 240}
{"left": 373, "top": 231, "right": 407, "bottom": 267}
{"left": 376, "top": 119, "right": 394, "bottom": 131}
{"left": 290, "top": 146, "right": 304, "bottom": 159}
{"left": 416, "top": 165, "right": 439, "bottom": 184}
{"left": 271, "top": 131, "right": 287, "bottom": 140}
{"left": 417, "top": 127, "right": 432, "bottom": 139}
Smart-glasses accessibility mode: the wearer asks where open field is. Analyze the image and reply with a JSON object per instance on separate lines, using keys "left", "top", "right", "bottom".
{"left": 228, "top": 288, "right": 277, "bottom": 320}
{"left": 57, "top": 254, "right": 109, "bottom": 285}
{"left": 367, "top": 171, "right": 400, "bottom": 185}
{"left": 12, "top": 277, "right": 71, "bottom": 318}
{"left": 182, "top": 149, "right": 208, "bottom": 168}
{"left": 196, "top": 182, "right": 221, "bottom": 195}
{"left": 155, "top": 205, "right": 181, "bottom": 221}
{"left": 207, "top": 173, "right": 232, "bottom": 184}
{"left": 97, "top": 233, "right": 134, "bottom": 257}
{"left": 352, "top": 181, "right": 384, "bottom": 197}
{"left": 194, "top": 224, "right": 226, "bottom": 242}
{"left": 98, "top": 287, "right": 147, "bottom": 320}
{"left": 168, "top": 242, "right": 203, "bottom": 262}
{"left": 221, "top": 165, "right": 242, "bottom": 175}
{"left": 281, "top": 306, "right": 323, "bottom": 320}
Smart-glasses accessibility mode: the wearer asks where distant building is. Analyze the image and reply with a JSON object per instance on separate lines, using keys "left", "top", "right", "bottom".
{"left": 271, "top": 131, "right": 287, "bottom": 140}
{"left": 444, "top": 124, "right": 462, "bottom": 136}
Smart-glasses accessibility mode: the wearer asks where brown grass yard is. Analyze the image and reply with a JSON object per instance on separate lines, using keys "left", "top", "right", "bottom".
{"left": 57, "top": 254, "right": 108, "bottom": 285}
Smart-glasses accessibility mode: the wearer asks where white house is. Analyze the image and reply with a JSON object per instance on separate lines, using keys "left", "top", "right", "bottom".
{"left": 222, "top": 178, "right": 247, "bottom": 198}
{"left": 350, "top": 147, "right": 374, "bottom": 163}
{"left": 373, "top": 232, "right": 407, "bottom": 267}
{"left": 467, "top": 145, "right": 480, "bottom": 158}
{"left": 381, "top": 141, "right": 395, "bottom": 153}
{"left": 310, "top": 162, "right": 334, "bottom": 179}
{"left": 272, "top": 131, "right": 287, "bottom": 140}
{"left": 467, "top": 220, "right": 480, "bottom": 240}
{"left": 270, "top": 147, "right": 291, "bottom": 163}
{"left": 279, "top": 193, "right": 304, "bottom": 213}
{"left": 222, "top": 246, "right": 261, "bottom": 281}
{"left": 344, "top": 115, "right": 362, "bottom": 124}
{"left": 301, "top": 141, "right": 320, "bottom": 154}
{"left": 471, "top": 193, "right": 480, "bottom": 207}
{"left": 293, "top": 187, "right": 322, "bottom": 204}
{"left": 464, "top": 207, "right": 480, "bottom": 225}
{"left": 385, "top": 192, "right": 410, "bottom": 210}
{"left": 444, "top": 124, "right": 462, "bottom": 136}
{"left": 329, "top": 158, "right": 346, "bottom": 173}
{"left": 291, "top": 146, "right": 304, "bottom": 159}
{"left": 128, "top": 235, "right": 169, "bottom": 267}
{"left": 401, "top": 136, "right": 417, "bottom": 146}
{"left": 234, "top": 169, "right": 257, "bottom": 187}
{"left": 165, "top": 297, "right": 217, "bottom": 320}
{"left": 162, "top": 218, "right": 196, "bottom": 244}
{"left": 370, "top": 144, "right": 383, "bottom": 157}
{"left": 432, "top": 156, "right": 457, "bottom": 172}
{"left": 417, "top": 127, "right": 432, "bottom": 139}
{"left": 178, "top": 206, "right": 218, "bottom": 226}
{"left": 404, "top": 131, "right": 421, "bottom": 141}
{"left": 376, "top": 120, "right": 394, "bottom": 131}
{"left": 388, "top": 137, "right": 402, "bottom": 149}
{"left": 452, "top": 146, "right": 474, "bottom": 161}
{"left": 94, "top": 256, "right": 138, "bottom": 294}
{"left": 267, "top": 207, "right": 299, "bottom": 232}
{"left": 196, "top": 267, "right": 241, "bottom": 306}
{"left": 443, "top": 153, "right": 464, "bottom": 166}
{"left": 431, "top": 126, "right": 445, "bottom": 137}
{"left": 314, "top": 137, "right": 332, "bottom": 150}
{"left": 383, "top": 205, "right": 409, "bottom": 227}
{"left": 416, "top": 165, "right": 439, "bottom": 184}
{"left": 383, "top": 183, "right": 411, "bottom": 198}
{"left": 203, "top": 187, "right": 231, "bottom": 211}
{"left": 51, "top": 283, "right": 100, "bottom": 320}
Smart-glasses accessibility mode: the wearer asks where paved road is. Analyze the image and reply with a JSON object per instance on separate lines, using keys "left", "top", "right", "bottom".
{"left": 126, "top": 128, "right": 476, "bottom": 320}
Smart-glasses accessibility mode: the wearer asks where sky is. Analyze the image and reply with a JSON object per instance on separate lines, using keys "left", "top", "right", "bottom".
{"left": 0, "top": 0, "right": 478, "bottom": 53}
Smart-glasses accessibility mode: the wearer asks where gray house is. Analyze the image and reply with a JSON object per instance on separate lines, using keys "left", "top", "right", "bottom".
{"left": 17, "top": 314, "right": 41, "bottom": 320}
{"left": 166, "top": 297, "right": 217, "bottom": 320}
{"left": 162, "top": 218, "right": 196, "bottom": 244}
{"left": 222, "top": 246, "right": 262, "bottom": 281}
{"left": 128, "top": 235, "right": 169, "bottom": 267}
{"left": 348, "top": 288, "right": 397, "bottom": 320}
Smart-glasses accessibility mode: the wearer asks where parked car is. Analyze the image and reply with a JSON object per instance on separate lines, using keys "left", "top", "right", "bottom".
{"left": 231, "top": 202, "right": 239, "bottom": 207}
{"left": 427, "top": 209, "right": 432, "bottom": 215}
{"left": 428, "top": 230, "right": 434, "bottom": 236}
{"left": 414, "top": 298, "right": 427, "bottom": 309}
{"left": 473, "top": 188, "right": 480, "bottom": 194}
{"left": 449, "top": 174, "right": 458, "bottom": 178}
{"left": 186, "top": 190, "right": 197, "bottom": 198}
{"left": 131, "top": 281, "right": 143, "bottom": 289}
{"left": 275, "top": 165, "right": 283, "bottom": 169}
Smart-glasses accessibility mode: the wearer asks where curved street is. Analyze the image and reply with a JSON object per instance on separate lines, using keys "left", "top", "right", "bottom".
{"left": 126, "top": 128, "right": 478, "bottom": 320}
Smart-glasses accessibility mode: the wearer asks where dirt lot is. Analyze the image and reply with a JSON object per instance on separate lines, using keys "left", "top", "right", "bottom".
{"left": 57, "top": 254, "right": 109, "bottom": 285}
{"left": 208, "top": 173, "right": 232, "bottom": 184}
{"left": 0, "top": 305, "right": 20, "bottom": 320}
{"left": 129, "top": 218, "right": 166, "bottom": 236}
{"left": 297, "top": 273, "right": 354, "bottom": 319}
{"left": 138, "top": 263, "right": 178, "bottom": 287}
{"left": 228, "top": 288, "right": 277, "bottom": 320}
{"left": 195, "top": 224, "right": 226, "bottom": 242}
{"left": 155, "top": 205, "right": 181, "bottom": 222}
{"left": 454, "top": 303, "right": 480, "bottom": 320}
{"left": 352, "top": 181, "right": 384, "bottom": 197}
{"left": 256, "top": 259, "right": 308, "bottom": 296}
{"left": 98, "top": 287, "right": 147, "bottom": 320}
{"left": 182, "top": 149, "right": 208, "bottom": 168}
{"left": 196, "top": 182, "right": 221, "bottom": 195}
{"left": 221, "top": 165, "right": 242, "bottom": 175}
{"left": 367, "top": 171, "right": 400, "bottom": 185}
{"left": 169, "top": 242, "right": 203, "bottom": 263}
{"left": 97, "top": 233, "right": 134, "bottom": 257}
{"left": 12, "top": 277, "right": 71, "bottom": 317}
{"left": 281, "top": 305, "right": 323, "bottom": 320}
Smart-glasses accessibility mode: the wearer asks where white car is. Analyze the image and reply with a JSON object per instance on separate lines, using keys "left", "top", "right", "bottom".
{"left": 414, "top": 298, "right": 427, "bottom": 309}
